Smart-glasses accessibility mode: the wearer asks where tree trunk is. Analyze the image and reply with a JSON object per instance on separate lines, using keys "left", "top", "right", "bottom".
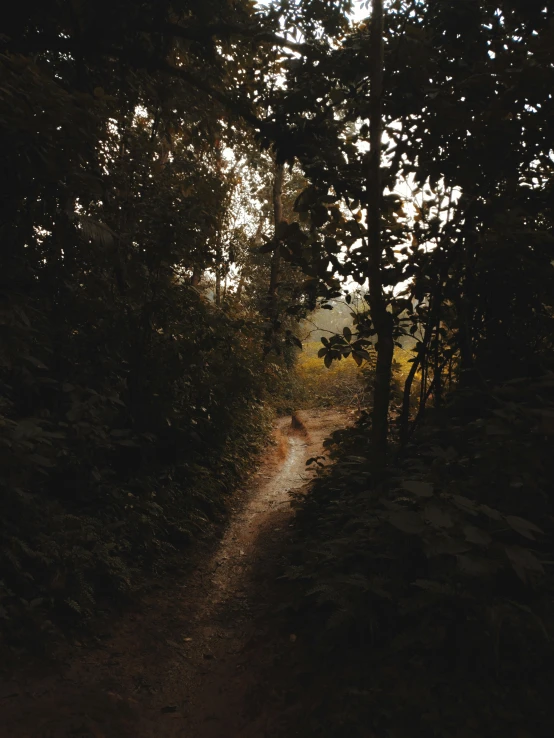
{"left": 191, "top": 265, "right": 202, "bottom": 286}
{"left": 215, "top": 269, "right": 221, "bottom": 306}
{"left": 457, "top": 216, "right": 477, "bottom": 385}
{"left": 399, "top": 289, "right": 442, "bottom": 445}
{"left": 457, "top": 298, "right": 474, "bottom": 379}
{"left": 367, "top": 0, "right": 393, "bottom": 470}
{"left": 399, "top": 347, "right": 422, "bottom": 446}
{"left": 236, "top": 271, "right": 246, "bottom": 301}
{"left": 268, "top": 161, "right": 285, "bottom": 302}
{"left": 265, "top": 161, "right": 285, "bottom": 351}
{"left": 433, "top": 320, "right": 443, "bottom": 407}
{"left": 215, "top": 229, "right": 222, "bottom": 306}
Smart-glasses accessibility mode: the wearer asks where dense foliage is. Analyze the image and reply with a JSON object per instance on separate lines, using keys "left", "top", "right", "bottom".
{"left": 2, "top": 0, "right": 554, "bottom": 732}
{"left": 265, "top": 2, "right": 554, "bottom": 735}
{"left": 285, "top": 374, "right": 554, "bottom": 736}
{"left": 0, "top": 0, "right": 316, "bottom": 643}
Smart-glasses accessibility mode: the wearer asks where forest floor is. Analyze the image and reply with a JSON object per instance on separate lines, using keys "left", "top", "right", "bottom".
{"left": 0, "top": 408, "right": 351, "bottom": 738}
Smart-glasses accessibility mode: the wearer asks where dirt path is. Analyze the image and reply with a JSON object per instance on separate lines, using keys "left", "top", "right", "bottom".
{"left": 1, "top": 408, "right": 350, "bottom": 738}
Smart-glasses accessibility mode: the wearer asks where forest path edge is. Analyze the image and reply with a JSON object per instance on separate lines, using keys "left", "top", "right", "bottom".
{"left": 0, "top": 407, "right": 351, "bottom": 738}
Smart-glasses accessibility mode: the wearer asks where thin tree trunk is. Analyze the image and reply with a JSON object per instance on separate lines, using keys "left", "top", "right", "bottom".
{"left": 215, "top": 229, "right": 222, "bottom": 306}
{"left": 236, "top": 271, "right": 245, "bottom": 301}
{"left": 264, "top": 161, "right": 285, "bottom": 352}
{"left": 253, "top": 217, "right": 264, "bottom": 247}
{"left": 457, "top": 218, "right": 477, "bottom": 385}
{"left": 215, "top": 270, "right": 221, "bottom": 306}
{"left": 399, "top": 347, "right": 422, "bottom": 446}
{"left": 419, "top": 353, "right": 427, "bottom": 410}
{"left": 367, "top": 0, "right": 393, "bottom": 470}
{"left": 191, "top": 265, "right": 202, "bottom": 286}
{"left": 448, "top": 354, "right": 454, "bottom": 390}
{"left": 406, "top": 353, "right": 452, "bottom": 442}
{"left": 400, "top": 291, "right": 440, "bottom": 444}
{"left": 433, "top": 319, "right": 443, "bottom": 407}
{"left": 458, "top": 298, "right": 474, "bottom": 378}
{"left": 236, "top": 216, "right": 263, "bottom": 304}
{"left": 268, "top": 161, "right": 285, "bottom": 302}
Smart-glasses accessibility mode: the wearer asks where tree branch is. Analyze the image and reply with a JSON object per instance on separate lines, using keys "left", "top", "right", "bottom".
{"left": 155, "top": 22, "right": 314, "bottom": 55}
{"left": 150, "top": 59, "right": 261, "bottom": 127}
{"left": 3, "top": 23, "right": 315, "bottom": 57}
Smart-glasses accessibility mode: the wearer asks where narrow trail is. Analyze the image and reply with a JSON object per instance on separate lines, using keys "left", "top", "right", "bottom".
{"left": 1, "top": 408, "right": 350, "bottom": 738}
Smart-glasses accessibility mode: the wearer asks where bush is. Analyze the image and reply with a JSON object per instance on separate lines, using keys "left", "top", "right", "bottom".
{"left": 284, "top": 374, "right": 554, "bottom": 737}
{"left": 0, "top": 281, "right": 274, "bottom": 648}
{"left": 294, "top": 342, "right": 369, "bottom": 409}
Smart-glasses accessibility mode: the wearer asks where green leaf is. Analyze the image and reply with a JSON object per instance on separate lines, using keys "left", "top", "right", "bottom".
{"left": 275, "top": 221, "right": 289, "bottom": 239}
{"left": 258, "top": 239, "right": 275, "bottom": 254}
{"left": 478, "top": 504, "right": 502, "bottom": 521}
{"left": 294, "top": 185, "right": 318, "bottom": 213}
{"left": 505, "top": 516, "right": 543, "bottom": 541}
{"left": 505, "top": 545, "right": 544, "bottom": 583}
{"left": 423, "top": 503, "right": 453, "bottom": 528}
{"left": 463, "top": 525, "right": 492, "bottom": 546}
{"left": 451, "top": 494, "right": 478, "bottom": 516}
{"left": 401, "top": 480, "right": 434, "bottom": 497}
{"left": 413, "top": 579, "right": 453, "bottom": 595}
{"left": 387, "top": 510, "right": 425, "bottom": 535}
{"left": 311, "top": 205, "right": 329, "bottom": 227}
{"left": 28, "top": 454, "right": 53, "bottom": 467}
{"left": 425, "top": 536, "right": 470, "bottom": 556}
{"left": 456, "top": 554, "right": 499, "bottom": 577}
{"left": 22, "top": 355, "right": 48, "bottom": 369}
{"left": 14, "top": 420, "right": 41, "bottom": 440}
{"left": 329, "top": 89, "right": 346, "bottom": 104}
{"left": 76, "top": 215, "right": 116, "bottom": 246}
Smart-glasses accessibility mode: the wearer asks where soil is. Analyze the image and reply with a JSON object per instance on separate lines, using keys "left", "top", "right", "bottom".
{"left": 0, "top": 408, "right": 350, "bottom": 738}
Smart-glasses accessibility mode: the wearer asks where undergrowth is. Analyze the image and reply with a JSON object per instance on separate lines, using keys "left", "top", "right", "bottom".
{"left": 294, "top": 341, "right": 369, "bottom": 410}
{"left": 0, "top": 286, "right": 276, "bottom": 657}
{"left": 284, "top": 373, "right": 554, "bottom": 738}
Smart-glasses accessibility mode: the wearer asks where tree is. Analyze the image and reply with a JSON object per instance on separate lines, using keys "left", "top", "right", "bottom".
{"left": 262, "top": 0, "right": 554, "bottom": 451}
{"left": 365, "top": 0, "right": 393, "bottom": 468}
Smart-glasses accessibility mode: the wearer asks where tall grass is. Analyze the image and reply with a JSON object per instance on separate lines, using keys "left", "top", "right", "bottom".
{"left": 293, "top": 341, "right": 420, "bottom": 415}
{"left": 295, "top": 342, "right": 369, "bottom": 410}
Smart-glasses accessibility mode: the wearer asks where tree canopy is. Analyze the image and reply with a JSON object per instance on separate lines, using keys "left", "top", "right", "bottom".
{"left": 1, "top": 3, "right": 554, "bottom": 731}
